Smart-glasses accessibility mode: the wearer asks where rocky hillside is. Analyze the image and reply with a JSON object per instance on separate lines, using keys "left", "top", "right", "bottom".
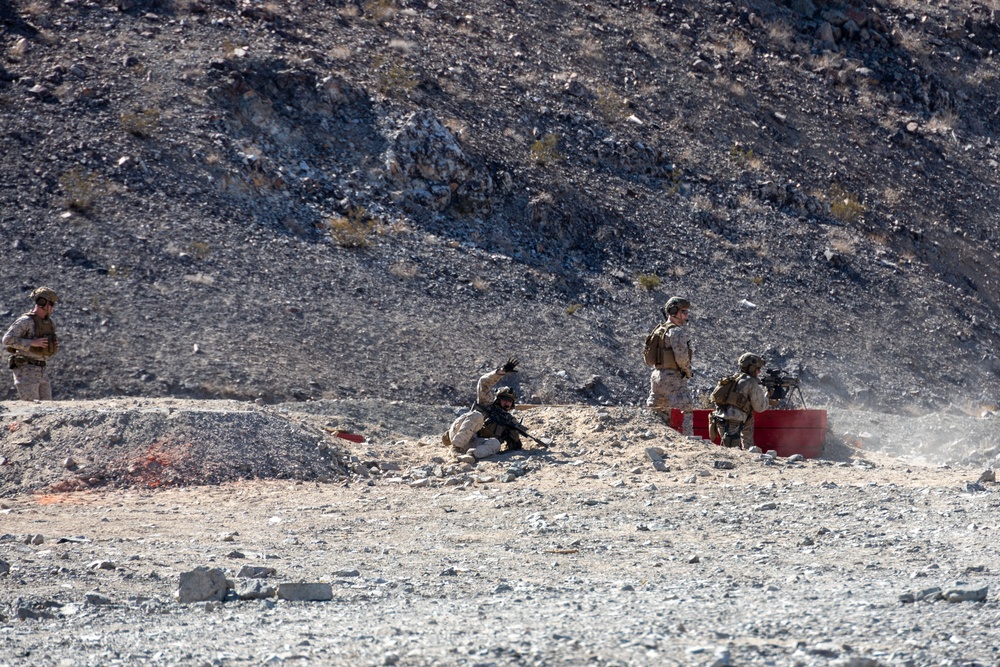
{"left": 2, "top": 0, "right": 1000, "bottom": 414}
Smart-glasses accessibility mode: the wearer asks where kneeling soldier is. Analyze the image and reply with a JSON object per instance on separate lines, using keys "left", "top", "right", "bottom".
{"left": 709, "top": 353, "right": 771, "bottom": 450}
{"left": 444, "top": 358, "right": 523, "bottom": 459}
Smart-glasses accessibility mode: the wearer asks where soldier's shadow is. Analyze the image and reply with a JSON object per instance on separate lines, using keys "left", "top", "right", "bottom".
{"left": 494, "top": 447, "right": 565, "bottom": 464}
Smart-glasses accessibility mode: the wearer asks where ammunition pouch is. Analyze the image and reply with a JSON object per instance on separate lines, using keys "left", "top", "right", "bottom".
{"left": 8, "top": 356, "right": 45, "bottom": 370}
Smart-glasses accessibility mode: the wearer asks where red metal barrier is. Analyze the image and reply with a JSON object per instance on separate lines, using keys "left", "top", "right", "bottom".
{"left": 670, "top": 408, "right": 827, "bottom": 458}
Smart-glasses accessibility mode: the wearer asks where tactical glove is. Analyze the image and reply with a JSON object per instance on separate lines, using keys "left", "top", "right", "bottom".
{"left": 501, "top": 357, "right": 519, "bottom": 373}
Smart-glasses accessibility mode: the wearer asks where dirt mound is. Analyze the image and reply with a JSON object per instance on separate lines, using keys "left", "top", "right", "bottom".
{"left": 0, "top": 399, "right": 353, "bottom": 496}
{"left": 1, "top": 398, "right": 680, "bottom": 496}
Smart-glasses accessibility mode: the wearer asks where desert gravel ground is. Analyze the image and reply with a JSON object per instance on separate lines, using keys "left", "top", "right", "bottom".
{"left": 1, "top": 399, "right": 999, "bottom": 667}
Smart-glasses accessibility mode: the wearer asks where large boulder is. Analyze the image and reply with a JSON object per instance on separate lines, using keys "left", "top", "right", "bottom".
{"left": 384, "top": 110, "right": 492, "bottom": 212}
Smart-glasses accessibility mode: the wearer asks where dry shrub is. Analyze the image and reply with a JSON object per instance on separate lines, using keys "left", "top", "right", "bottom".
{"left": 730, "top": 32, "right": 754, "bottom": 59}
{"left": 691, "top": 194, "right": 716, "bottom": 213}
{"left": 329, "top": 46, "right": 352, "bottom": 60}
{"left": 187, "top": 242, "right": 211, "bottom": 260}
{"left": 926, "top": 109, "right": 959, "bottom": 134}
{"left": 390, "top": 261, "right": 421, "bottom": 279}
{"left": 363, "top": 0, "right": 396, "bottom": 22}
{"left": 729, "top": 143, "right": 762, "bottom": 170}
{"left": 737, "top": 191, "right": 764, "bottom": 212}
{"left": 121, "top": 108, "right": 160, "bottom": 138}
{"left": 388, "top": 39, "right": 417, "bottom": 54}
{"left": 829, "top": 184, "right": 866, "bottom": 224}
{"left": 371, "top": 55, "right": 418, "bottom": 98}
{"left": 328, "top": 207, "right": 376, "bottom": 248}
{"left": 636, "top": 273, "right": 661, "bottom": 290}
{"left": 60, "top": 168, "right": 106, "bottom": 212}
{"left": 828, "top": 230, "right": 857, "bottom": 255}
{"left": 577, "top": 37, "right": 605, "bottom": 64}
{"left": 866, "top": 230, "right": 891, "bottom": 245}
{"left": 767, "top": 21, "right": 795, "bottom": 50}
{"left": 747, "top": 238, "right": 769, "bottom": 258}
{"left": 530, "top": 134, "right": 561, "bottom": 164}
{"left": 594, "top": 85, "right": 628, "bottom": 121}
{"left": 882, "top": 187, "right": 902, "bottom": 207}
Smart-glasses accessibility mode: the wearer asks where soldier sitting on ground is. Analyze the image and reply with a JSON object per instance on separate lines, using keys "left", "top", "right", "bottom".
{"left": 443, "top": 357, "right": 523, "bottom": 460}
{"left": 709, "top": 353, "right": 774, "bottom": 450}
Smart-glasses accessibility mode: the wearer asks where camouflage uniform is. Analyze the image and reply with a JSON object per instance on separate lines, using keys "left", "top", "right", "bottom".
{"left": 716, "top": 373, "right": 769, "bottom": 449}
{"left": 3, "top": 313, "right": 57, "bottom": 401}
{"left": 445, "top": 368, "right": 522, "bottom": 459}
{"left": 646, "top": 324, "right": 694, "bottom": 435}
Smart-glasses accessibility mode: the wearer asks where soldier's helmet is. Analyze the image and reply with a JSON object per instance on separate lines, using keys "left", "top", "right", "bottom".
{"left": 664, "top": 296, "right": 691, "bottom": 315}
{"left": 494, "top": 386, "right": 517, "bottom": 407}
{"left": 738, "top": 353, "right": 766, "bottom": 374}
{"left": 31, "top": 287, "right": 58, "bottom": 304}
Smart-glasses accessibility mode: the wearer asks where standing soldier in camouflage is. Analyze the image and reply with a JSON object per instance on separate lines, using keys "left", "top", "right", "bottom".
{"left": 644, "top": 296, "right": 695, "bottom": 435}
{"left": 444, "top": 357, "right": 523, "bottom": 459}
{"left": 3, "top": 287, "right": 60, "bottom": 401}
{"left": 709, "top": 353, "right": 772, "bottom": 449}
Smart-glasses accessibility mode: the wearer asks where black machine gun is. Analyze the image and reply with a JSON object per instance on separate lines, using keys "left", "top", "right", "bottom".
{"left": 474, "top": 403, "right": 554, "bottom": 447}
{"left": 759, "top": 368, "right": 806, "bottom": 409}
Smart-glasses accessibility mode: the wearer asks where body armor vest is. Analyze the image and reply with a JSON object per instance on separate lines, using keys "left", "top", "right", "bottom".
{"left": 5, "top": 313, "right": 57, "bottom": 358}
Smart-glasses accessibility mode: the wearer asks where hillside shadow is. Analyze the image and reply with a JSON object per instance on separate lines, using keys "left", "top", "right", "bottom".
{"left": 202, "top": 56, "right": 384, "bottom": 236}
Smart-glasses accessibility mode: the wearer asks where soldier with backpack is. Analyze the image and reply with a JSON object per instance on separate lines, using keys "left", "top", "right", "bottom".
{"left": 643, "top": 296, "right": 694, "bottom": 435}
{"left": 708, "top": 353, "right": 772, "bottom": 449}
{"left": 3, "top": 287, "right": 61, "bottom": 401}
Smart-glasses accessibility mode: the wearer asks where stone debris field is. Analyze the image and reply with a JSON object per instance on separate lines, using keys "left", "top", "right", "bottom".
{"left": 1, "top": 398, "right": 998, "bottom": 667}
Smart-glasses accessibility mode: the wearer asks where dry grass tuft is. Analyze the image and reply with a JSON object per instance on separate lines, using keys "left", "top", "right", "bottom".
{"left": 530, "top": 134, "right": 561, "bottom": 164}
{"left": 390, "top": 261, "right": 421, "bottom": 279}
{"left": 828, "top": 184, "right": 866, "bottom": 224}
{"left": 767, "top": 21, "right": 795, "bottom": 50}
{"left": 730, "top": 32, "right": 754, "bottom": 59}
{"left": 328, "top": 207, "right": 377, "bottom": 248}
{"left": 635, "top": 273, "right": 661, "bottom": 290}
{"left": 60, "top": 168, "right": 107, "bottom": 212}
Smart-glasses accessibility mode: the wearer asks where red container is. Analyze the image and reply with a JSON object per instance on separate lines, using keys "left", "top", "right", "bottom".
{"left": 670, "top": 408, "right": 828, "bottom": 458}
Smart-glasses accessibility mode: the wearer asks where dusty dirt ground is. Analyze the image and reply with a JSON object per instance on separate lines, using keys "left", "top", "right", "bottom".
{"left": 2, "top": 399, "right": 999, "bottom": 666}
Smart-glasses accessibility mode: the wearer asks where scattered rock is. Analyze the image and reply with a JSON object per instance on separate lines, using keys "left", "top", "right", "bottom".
{"left": 177, "top": 567, "right": 228, "bottom": 604}
{"left": 236, "top": 566, "right": 276, "bottom": 579}
{"left": 236, "top": 579, "right": 277, "bottom": 600}
{"left": 275, "top": 582, "right": 333, "bottom": 602}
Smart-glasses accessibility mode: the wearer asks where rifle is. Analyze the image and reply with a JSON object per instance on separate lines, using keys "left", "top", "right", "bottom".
{"left": 474, "top": 402, "right": 554, "bottom": 447}
{"left": 759, "top": 368, "right": 806, "bottom": 409}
